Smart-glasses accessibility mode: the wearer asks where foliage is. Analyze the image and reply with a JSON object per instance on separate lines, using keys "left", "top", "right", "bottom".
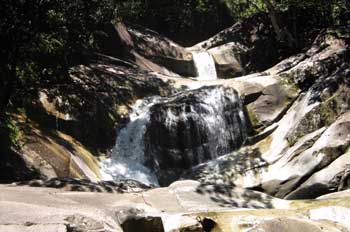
{"left": 0, "top": 116, "right": 22, "bottom": 149}
{"left": 117, "top": 0, "right": 349, "bottom": 45}
{"left": 0, "top": 0, "right": 348, "bottom": 116}
{"left": 0, "top": 0, "right": 118, "bottom": 115}
{"left": 117, "top": 0, "right": 234, "bottom": 44}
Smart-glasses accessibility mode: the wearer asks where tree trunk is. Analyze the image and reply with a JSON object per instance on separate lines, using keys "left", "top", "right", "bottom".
{"left": 262, "top": 0, "right": 297, "bottom": 48}
{"left": 262, "top": 0, "right": 282, "bottom": 39}
{"left": 0, "top": 55, "right": 17, "bottom": 120}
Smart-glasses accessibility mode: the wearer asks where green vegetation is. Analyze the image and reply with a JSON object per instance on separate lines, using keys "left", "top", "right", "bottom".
{"left": 0, "top": 117, "right": 22, "bottom": 149}
{"left": 0, "top": 0, "right": 349, "bottom": 124}
{"left": 0, "top": 0, "right": 118, "bottom": 119}
{"left": 118, "top": 0, "right": 349, "bottom": 43}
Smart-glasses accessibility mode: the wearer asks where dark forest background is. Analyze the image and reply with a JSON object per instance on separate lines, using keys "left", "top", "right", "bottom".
{"left": 0, "top": 0, "right": 349, "bottom": 147}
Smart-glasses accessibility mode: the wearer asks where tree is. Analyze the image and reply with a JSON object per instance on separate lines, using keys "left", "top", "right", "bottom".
{"left": 0, "top": 0, "right": 117, "bottom": 119}
{"left": 261, "top": 0, "right": 296, "bottom": 47}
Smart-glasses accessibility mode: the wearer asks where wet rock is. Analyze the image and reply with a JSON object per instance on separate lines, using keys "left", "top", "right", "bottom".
{"left": 144, "top": 86, "right": 247, "bottom": 185}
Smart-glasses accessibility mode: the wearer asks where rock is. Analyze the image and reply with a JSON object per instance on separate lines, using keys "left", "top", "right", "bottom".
{"left": 1, "top": 182, "right": 350, "bottom": 232}
{"left": 187, "top": 13, "right": 283, "bottom": 76}
{"left": 285, "top": 149, "right": 350, "bottom": 199}
{"left": 65, "top": 214, "right": 106, "bottom": 232}
{"left": 162, "top": 214, "right": 202, "bottom": 232}
{"left": 1, "top": 53, "right": 175, "bottom": 182}
{"left": 0, "top": 224, "right": 67, "bottom": 232}
{"left": 113, "top": 20, "right": 195, "bottom": 76}
{"left": 16, "top": 178, "right": 152, "bottom": 193}
{"left": 246, "top": 80, "right": 299, "bottom": 128}
{"left": 207, "top": 42, "right": 249, "bottom": 78}
{"left": 55, "top": 53, "right": 173, "bottom": 151}
{"left": 260, "top": 111, "right": 350, "bottom": 198}
{"left": 243, "top": 217, "right": 344, "bottom": 232}
{"left": 121, "top": 216, "right": 165, "bottom": 232}
{"left": 309, "top": 206, "right": 350, "bottom": 228}
{"left": 318, "top": 190, "right": 350, "bottom": 199}
{"left": 183, "top": 147, "right": 268, "bottom": 188}
{"left": 144, "top": 86, "right": 248, "bottom": 185}
{"left": 16, "top": 114, "right": 102, "bottom": 181}
{"left": 184, "top": 27, "right": 350, "bottom": 200}
{"left": 274, "top": 29, "right": 348, "bottom": 90}
{"left": 0, "top": 180, "right": 277, "bottom": 232}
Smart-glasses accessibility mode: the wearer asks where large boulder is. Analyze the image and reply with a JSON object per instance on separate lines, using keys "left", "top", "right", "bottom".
{"left": 144, "top": 86, "right": 248, "bottom": 185}
{"left": 187, "top": 13, "right": 282, "bottom": 78}
{"left": 113, "top": 20, "right": 196, "bottom": 76}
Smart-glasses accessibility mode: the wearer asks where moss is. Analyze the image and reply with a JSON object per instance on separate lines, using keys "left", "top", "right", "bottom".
{"left": 286, "top": 86, "right": 348, "bottom": 146}
{"left": 0, "top": 114, "right": 23, "bottom": 150}
{"left": 246, "top": 106, "right": 261, "bottom": 130}
{"left": 278, "top": 73, "right": 301, "bottom": 96}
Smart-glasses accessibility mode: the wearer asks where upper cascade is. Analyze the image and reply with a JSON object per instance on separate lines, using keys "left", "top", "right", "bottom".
{"left": 192, "top": 51, "right": 218, "bottom": 80}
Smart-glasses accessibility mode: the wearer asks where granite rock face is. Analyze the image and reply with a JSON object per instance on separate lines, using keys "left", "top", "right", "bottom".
{"left": 184, "top": 27, "right": 350, "bottom": 200}
{"left": 187, "top": 13, "right": 283, "bottom": 78}
{"left": 1, "top": 181, "right": 350, "bottom": 232}
{"left": 144, "top": 86, "right": 247, "bottom": 185}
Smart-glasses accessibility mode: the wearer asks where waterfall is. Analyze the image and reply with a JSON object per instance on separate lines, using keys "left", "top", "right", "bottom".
{"left": 145, "top": 86, "right": 247, "bottom": 184}
{"left": 100, "top": 86, "right": 247, "bottom": 186}
{"left": 192, "top": 51, "right": 218, "bottom": 80}
{"left": 100, "top": 97, "right": 161, "bottom": 186}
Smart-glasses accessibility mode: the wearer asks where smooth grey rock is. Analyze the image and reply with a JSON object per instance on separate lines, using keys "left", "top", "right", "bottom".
{"left": 286, "top": 149, "right": 350, "bottom": 200}
{"left": 208, "top": 42, "right": 249, "bottom": 78}
{"left": 261, "top": 111, "right": 350, "bottom": 198}
{"left": 246, "top": 217, "right": 343, "bottom": 232}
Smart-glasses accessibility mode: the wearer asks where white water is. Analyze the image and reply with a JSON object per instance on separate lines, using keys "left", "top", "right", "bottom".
{"left": 100, "top": 52, "right": 231, "bottom": 186}
{"left": 192, "top": 52, "right": 218, "bottom": 81}
{"left": 163, "top": 87, "right": 247, "bottom": 160}
{"left": 100, "top": 97, "right": 161, "bottom": 186}
{"left": 100, "top": 86, "right": 247, "bottom": 186}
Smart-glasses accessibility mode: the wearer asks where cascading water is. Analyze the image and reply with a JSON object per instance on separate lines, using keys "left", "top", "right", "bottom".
{"left": 144, "top": 86, "right": 247, "bottom": 184}
{"left": 100, "top": 85, "right": 247, "bottom": 186}
{"left": 192, "top": 51, "right": 218, "bottom": 80}
{"left": 100, "top": 49, "right": 247, "bottom": 186}
{"left": 100, "top": 97, "right": 162, "bottom": 186}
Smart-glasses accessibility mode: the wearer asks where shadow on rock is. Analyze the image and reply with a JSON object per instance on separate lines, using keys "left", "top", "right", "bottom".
{"left": 16, "top": 177, "right": 153, "bottom": 193}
